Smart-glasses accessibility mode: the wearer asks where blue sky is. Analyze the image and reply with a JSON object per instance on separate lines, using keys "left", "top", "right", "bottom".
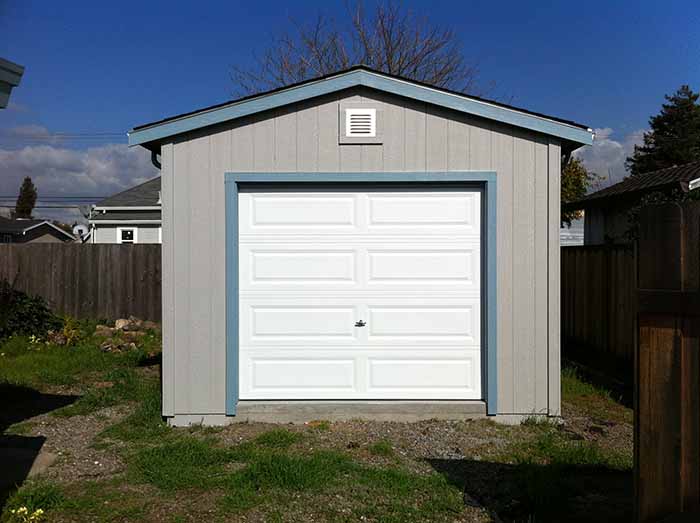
{"left": 0, "top": 0, "right": 698, "bottom": 221}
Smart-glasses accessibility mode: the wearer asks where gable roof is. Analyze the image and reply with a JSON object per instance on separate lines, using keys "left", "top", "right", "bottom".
{"left": 0, "top": 217, "right": 74, "bottom": 240}
{"left": 570, "top": 161, "right": 700, "bottom": 209}
{"left": 94, "top": 177, "right": 161, "bottom": 208}
{"left": 129, "top": 65, "right": 594, "bottom": 150}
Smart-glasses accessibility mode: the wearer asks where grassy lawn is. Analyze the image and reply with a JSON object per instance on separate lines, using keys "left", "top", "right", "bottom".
{"left": 0, "top": 327, "right": 633, "bottom": 522}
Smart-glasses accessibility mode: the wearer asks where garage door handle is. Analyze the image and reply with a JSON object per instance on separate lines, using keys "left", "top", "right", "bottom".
{"left": 355, "top": 320, "right": 366, "bottom": 327}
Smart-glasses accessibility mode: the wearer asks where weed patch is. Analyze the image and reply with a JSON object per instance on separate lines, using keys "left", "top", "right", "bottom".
{"left": 2, "top": 480, "right": 64, "bottom": 518}
{"left": 98, "top": 379, "right": 168, "bottom": 443}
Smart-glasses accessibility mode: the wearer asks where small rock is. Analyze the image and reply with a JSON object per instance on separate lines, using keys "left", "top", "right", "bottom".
{"left": 122, "top": 331, "right": 145, "bottom": 343}
{"left": 95, "top": 325, "right": 115, "bottom": 337}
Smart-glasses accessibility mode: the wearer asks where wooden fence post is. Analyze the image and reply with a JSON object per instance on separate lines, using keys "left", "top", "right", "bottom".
{"left": 635, "top": 202, "right": 700, "bottom": 522}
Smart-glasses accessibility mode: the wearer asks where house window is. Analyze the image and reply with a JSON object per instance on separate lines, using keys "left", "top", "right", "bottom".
{"left": 117, "top": 227, "right": 137, "bottom": 244}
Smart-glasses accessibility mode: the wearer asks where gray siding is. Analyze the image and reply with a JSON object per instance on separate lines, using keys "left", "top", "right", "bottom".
{"left": 162, "top": 87, "right": 562, "bottom": 417}
{"left": 92, "top": 225, "right": 161, "bottom": 244}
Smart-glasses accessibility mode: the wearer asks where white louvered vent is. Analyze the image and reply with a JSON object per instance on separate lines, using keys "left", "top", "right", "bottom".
{"left": 345, "top": 108, "right": 376, "bottom": 138}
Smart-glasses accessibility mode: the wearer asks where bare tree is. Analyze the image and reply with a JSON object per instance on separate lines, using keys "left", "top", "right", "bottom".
{"left": 231, "top": 1, "right": 483, "bottom": 97}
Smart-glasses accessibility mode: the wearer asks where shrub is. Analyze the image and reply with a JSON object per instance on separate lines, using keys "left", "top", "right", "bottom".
{"left": 0, "top": 281, "right": 61, "bottom": 340}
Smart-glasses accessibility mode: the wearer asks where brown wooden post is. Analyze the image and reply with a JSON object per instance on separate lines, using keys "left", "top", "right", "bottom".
{"left": 635, "top": 202, "right": 700, "bottom": 522}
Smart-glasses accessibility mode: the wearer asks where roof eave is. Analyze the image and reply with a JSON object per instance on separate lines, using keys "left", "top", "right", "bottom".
{"left": 128, "top": 68, "right": 593, "bottom": 149}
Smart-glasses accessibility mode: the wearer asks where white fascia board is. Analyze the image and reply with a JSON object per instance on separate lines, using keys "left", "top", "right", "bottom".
{"left": 93, "top": 206, "right": 161, "bottom": 211}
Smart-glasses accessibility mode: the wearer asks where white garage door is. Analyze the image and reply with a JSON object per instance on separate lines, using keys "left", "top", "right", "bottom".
{"left": 238, "top": 186, "right": 482, "bottom": 400}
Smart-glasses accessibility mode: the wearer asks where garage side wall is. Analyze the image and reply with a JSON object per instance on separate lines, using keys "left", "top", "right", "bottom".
{"left": 160, "top": 87, "right": 562, "bottom": 418}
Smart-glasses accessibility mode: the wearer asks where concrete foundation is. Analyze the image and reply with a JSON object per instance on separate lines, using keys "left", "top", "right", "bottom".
{"left": 167, "top": 401, "right": 488, "bottom": 426}
{"left": 233, "top": 400, "right": 487, "bottom": 424}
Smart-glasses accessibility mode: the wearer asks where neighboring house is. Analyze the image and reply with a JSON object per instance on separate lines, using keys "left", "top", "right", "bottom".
{"left": 128, "top": 65, "right": 593, "bottom": 426}
{"left": 0, "top": 58, "right": 24, "bottom": 109}
{"left": 560, "top": 218, "right": 584, "bottom": 246}
{"left": 89, "top": 177, "right": 161, "bottom": 244}
{"left": 0, "top": 217, "right": 75, "bottom": 243}
{"left": 566, "top": 161, "right": 700, "bottom": 244}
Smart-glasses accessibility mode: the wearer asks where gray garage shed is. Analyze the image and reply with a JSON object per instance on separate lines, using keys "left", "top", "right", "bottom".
{"left": 128, "top": 66, "right": 593, "bottom": 426}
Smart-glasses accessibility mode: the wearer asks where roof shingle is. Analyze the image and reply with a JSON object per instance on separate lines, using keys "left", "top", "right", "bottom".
{"left": 95, "top": 177, "right": 161, "bottom": 207}
{"left": 573, "top": 160, "right": 700, "bottom": 207}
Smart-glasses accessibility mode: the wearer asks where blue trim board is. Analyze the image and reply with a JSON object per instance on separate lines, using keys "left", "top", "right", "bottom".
{"left": 224, "top": 171, "right": 498, "bottom": 416}
{"left": 224, "top": 177, "right": 239, "bottom": 415}
{"left": 130, "top": 69, "right": 593, "bottom": 147}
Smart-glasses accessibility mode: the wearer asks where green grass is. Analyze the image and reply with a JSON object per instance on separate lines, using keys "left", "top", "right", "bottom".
{"left": 128, "top": 437, "right": 234, "bottom": 491}
{"left": 368, "top": 439, "right": 394, "bottom": 457}
{"left": 253, "top": 429, "right": 302, "bottom": 449}
{"left": 561, "top": 365, "right": 632, "bottom": 423}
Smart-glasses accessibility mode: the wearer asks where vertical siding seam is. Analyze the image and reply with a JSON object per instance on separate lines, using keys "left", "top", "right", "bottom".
{"left": 534, "top": 139, "right": 539, "bottom": 411}
{"left": 315, "top": 104, "right": 320, "bottom": 172}
{"left": 207, "top": 135, "right": 215, "bottom": 408}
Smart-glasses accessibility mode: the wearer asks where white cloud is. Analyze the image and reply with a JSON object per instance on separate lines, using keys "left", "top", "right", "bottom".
{"left": 574, "top": 127, "right": 646, "bottom": 190}
{"left": 0, "top": 143, "right": 158, "bottom": 223}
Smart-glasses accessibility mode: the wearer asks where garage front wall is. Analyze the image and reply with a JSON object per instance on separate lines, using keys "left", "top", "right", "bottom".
{"left": 160, "top": 86, "right": 561, "bottom": 418}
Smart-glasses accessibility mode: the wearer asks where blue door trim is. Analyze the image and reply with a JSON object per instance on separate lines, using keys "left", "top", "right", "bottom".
{"left": 225, "top": 171, "right": 498, "bottom": 416}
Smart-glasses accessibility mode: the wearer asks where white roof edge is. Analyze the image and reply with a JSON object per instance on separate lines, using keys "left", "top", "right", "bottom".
{"left": 22, "top": 221, "right": 75, "bottom": 239}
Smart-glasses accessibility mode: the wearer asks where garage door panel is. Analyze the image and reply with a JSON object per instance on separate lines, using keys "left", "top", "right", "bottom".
{"left": 367, "top": 192, "right": 479, "bottom": 232}
{"left": 241, "top": 247, "right": 357, "bottom": 285}
{"left": 368, "top": 248, "right": 478, "bottom": 285}
{"left": 368, "top": 305, "right": 478, "bottom": 342}
{"left": 239, "top": 193, "right": 358, "bottom": 233}
{"left": 367, "top": 354, "right": 480, "bottom": 396}
{"left": 244, "top": 305, "right": 358, "bottom": 341}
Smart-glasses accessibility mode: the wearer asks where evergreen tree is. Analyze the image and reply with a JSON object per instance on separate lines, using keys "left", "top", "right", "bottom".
{"left": 15, "top": 177, "right": 38, "bottom": 219}
{"left": 626, "top": 85, "right": 700, "bottom": 175}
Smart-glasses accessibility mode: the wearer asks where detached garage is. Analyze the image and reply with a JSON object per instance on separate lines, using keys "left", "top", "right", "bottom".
{"left": 128, "top": 66, "right": 593, "bottom": 426}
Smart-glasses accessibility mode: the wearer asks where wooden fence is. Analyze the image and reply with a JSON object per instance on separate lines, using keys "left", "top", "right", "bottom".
{"left": 561, "top": 244, "right": 636, "bottom": 362}
{"left": 0, "top": 244, "right": 161, "bottom": 321}
{"left": 635, "top": 202, "right": 700, "bottom": 522}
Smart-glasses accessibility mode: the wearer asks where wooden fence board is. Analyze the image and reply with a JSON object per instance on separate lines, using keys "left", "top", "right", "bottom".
{"left": 0, "top": 244, "right": 161, "bottom": 321}
{"left": 561, "top": 244, "right": 635, "bottom": 362}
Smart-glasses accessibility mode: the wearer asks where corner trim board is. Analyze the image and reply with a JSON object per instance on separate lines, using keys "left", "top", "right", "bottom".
{"left": 224, "top": 171, "right": 498, "bottom": 416}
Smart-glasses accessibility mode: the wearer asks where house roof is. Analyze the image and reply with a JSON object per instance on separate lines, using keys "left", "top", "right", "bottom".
{"left": 129, "top": 65, "right": 594, "bottom": 150}
{"left": 0, "top": 217, "right": 74, "bottom": 240}
{"left": 0, "top": 57, "right": 24, "bottom": 109}
{"left": 570, "top": 161, "right": 700, "bottom": 209}
{"left": 94, "top": 177, "right": 161, "bottom": 208}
